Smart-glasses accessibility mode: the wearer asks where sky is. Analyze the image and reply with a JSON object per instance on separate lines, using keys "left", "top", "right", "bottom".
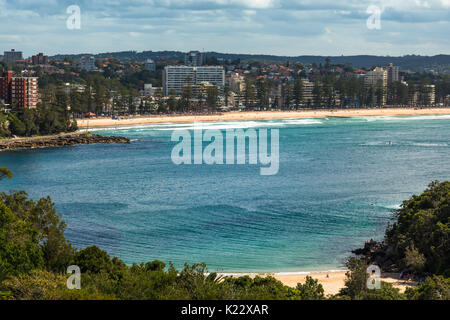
{"left": 0, "top": 0, "right": 449, "bottom": 57}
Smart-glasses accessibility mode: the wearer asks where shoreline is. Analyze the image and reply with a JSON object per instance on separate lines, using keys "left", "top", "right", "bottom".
{"left": 77, "top": 108, "right": 450, "bottom": 128}
{"left": 218, "top": 270, "right": 418, "bottom": 295}
{"left": 0, "top": 132, "right": 130, "bottom": 151}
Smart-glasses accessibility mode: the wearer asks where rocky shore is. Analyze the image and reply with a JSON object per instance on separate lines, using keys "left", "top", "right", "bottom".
{"left": 352, "top": 239, "right": 399, "bottom": 272}
{"left": 0, "top": 133, "right": 130, "bottom": 151}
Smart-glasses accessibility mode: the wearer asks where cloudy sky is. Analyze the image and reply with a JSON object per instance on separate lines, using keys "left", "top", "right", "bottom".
{"left": 0, "top": 0, "right": 449, "bottom": 57}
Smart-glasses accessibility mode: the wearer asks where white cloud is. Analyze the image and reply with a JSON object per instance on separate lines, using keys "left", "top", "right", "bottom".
{"left": 0, "top": 0, "right": 448, "bottom": 56}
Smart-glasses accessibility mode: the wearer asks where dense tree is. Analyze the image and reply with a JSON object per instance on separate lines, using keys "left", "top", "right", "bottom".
{"left": 293, "top": 78, "right": 304, "bottom": 109}
{"left": 181, "top": 77, "right": 194, "bottom": 112}
{"left": 405, "top": 275, "right": 450, "bottom": 300}
{"left": 312, "top": 81, "right": 323, "bottom": 108}
{"left": 256, "top": 78, "right": 270, "bottom": 110}
{"left": 281, "top": 82, "right": 292, "bottom": 110}
{"left": 243, "top": 78, "right": 256, "bottom": 109}
{"left": 385, "top": 181, "right": 450, "bottom": 275}
{"left": 296, "top": 276, "right": 325, "bottom": 300}
{"left": 206, "top": 86, "right": 220, "bottom": 111}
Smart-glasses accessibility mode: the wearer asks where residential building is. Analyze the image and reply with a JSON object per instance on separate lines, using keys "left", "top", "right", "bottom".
{"left": 0, "top": 71, "right": 39, "bottom": 108}
{"left": 427, "top": 84, "right": 436, "bottom": 105}
{"left": 80, "top": 56, "right": 95, "bottom": 71}
{"left": 191, "top": 82, "right": 219, "bottom": 97}
{"left": 365, "top": 67, "right": 388, "bottom": 87}
{"left": 62, "top": 83, "right": 86, "bottom": 95}
{"left": 302, "top": 80, "right": 315, "bottom": 106}
{"left": 387, "top": 63, "right": 400, "bottom": 83}
{"left": 412, "top": 84, "right": 436, "bottom": 106}
{"left": 230, "top": 73, "right": 245, "bottom": 92}
{"left": 4, "top": 49, "right": 23, "bottom": 63}
{"left": 365, "top": 67, "right": 388, "bottom": 105}
{"left": 32, "top": 53, "right": 49, "bottom": 65}
{"left": 184, "top": 51, "right": 204, "bottom": 66}
{"left": 163, "top": 66, "right": 224, "bottom": 96}
{"left": 142, "top": 84, "right": 163, "bottom": 97}
{"left": 144, "top": 59, "right": 156, "bottom": 72}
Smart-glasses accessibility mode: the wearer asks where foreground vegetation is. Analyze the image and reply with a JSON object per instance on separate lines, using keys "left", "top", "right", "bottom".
{"left": 0, "top": 169, "right": 448, "bottom": 300}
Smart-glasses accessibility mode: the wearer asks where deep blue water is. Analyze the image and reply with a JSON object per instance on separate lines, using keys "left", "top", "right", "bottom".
{"left": 1, "top": 115, "right": 450, "bottom": 272}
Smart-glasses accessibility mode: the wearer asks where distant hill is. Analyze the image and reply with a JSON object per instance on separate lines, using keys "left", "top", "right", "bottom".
{"left": 50, "top": 51, "right": 450, "bottom": 73}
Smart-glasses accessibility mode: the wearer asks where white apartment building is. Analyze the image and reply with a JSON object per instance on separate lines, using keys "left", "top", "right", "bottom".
{"left": 163, "top": 66, "right": 224, "bottom": 96}
{"left": 365, "top": 67, "right": 388, "bottom": 87}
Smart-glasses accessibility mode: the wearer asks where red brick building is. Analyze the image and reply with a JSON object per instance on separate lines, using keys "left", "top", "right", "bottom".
{"left": 0, "top": 71, "right": 39, "bottom": 109}
{"left": 32, "top": 53, "right": 49, "bottom": 65}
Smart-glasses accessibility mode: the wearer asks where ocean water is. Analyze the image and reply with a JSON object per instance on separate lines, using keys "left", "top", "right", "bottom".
{"left": 1, "top": 115, "right": 450, "bottom": 272}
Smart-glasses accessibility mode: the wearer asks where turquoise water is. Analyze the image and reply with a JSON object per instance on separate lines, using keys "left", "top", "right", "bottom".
{"left": 1, "top": 115, "right": 450, "bottom": 272}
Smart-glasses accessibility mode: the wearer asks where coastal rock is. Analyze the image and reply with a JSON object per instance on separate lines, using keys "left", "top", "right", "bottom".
{"left": 352, "top": 239, "right": 400, "bottom": 272}
{"left": 0, "top": 133, "right": 130, "bottom": 151}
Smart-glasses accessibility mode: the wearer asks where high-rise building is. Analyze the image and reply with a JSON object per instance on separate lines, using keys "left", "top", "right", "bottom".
{"left": 424, "top": 84, "right": 436, "bottom": 105}
{"left": 4, "top": 49, "right": 23, "bottom": 63}
{"left": 230, "top": 73, "right": 245, "bottom": 92}
{"left": 80, "top": 56, "right": 95, "bottom": 71}
{"left": 365, "top": 67, "right": 388, "bottom": 105}
{"left": 184, "top": 51, "right": 204, "bottom": 66}
{"left": 163, "top": 66, "right": 224, "bottom": 96}
{"left": 302, "top": 80, "right": 315, "bottom": 105}
{"left": 0, "top": 71, "right": 39, "bottom": 108}
{"left": 387, "top": 63, "right": 399, "bottom": 83}
{"left": 365, "top": 67, "right": 388, "bottom": 87}
{"left": 32, "top": 53, "right": 49, "bottom": 65}
{"left": 144, "top": 59, "right": 156, "bottom": 72}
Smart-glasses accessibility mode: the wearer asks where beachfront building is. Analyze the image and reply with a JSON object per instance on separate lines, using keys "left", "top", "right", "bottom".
{"left": 365, "top": 67, "right": 388, "bottom": 105}
{"left": 163, "top": 66, "right": 224, "bottom": 96}
{"left": 365, "top": 67, "right": 388, "bottom": 87}
{"left": 426, "top": 85, "right": 436, "bottom": 105}
{"left": 302, "top": 80, "right": 315, "bottom": 106}
{"left": 229, "top": 73, "right": 245, "bottom": 93}
{"left": 387, "top": 63, "right": 400, "bottom": 83}
{"left": 410, "top": 84, "right": 436, "bottom": 106}
{"left": 80, "top": 56, "right": 95, "bottom": 71}
{"left": 3, "top": 49, "right": 23, "bottom": 63}
{"left": 0, "top": 71, "right": 39, "bottom": 109}
{"left": 142, "top": 84, "right": 163, "bottom": 97}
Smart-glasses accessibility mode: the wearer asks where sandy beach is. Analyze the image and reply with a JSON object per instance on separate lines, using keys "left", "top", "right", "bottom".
{"left": 77, "top": 108, "right": 450, "bottom": 128}
{"left": 221, "top": 271, "right": 417, "bottom": 295}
